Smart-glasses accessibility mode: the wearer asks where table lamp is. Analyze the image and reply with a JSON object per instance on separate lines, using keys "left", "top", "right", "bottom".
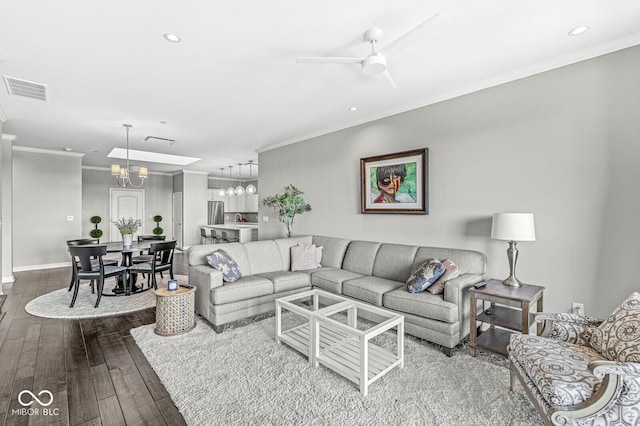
{"left": 491, "top": 213, "right": 536, "bottom": 287}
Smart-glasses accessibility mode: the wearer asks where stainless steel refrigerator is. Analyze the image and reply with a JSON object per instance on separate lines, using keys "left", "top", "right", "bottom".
{"left": 207, "top": 201, "right": 224, "bottom": 225}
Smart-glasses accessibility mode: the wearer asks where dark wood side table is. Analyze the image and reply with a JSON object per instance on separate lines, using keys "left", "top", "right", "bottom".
{"left": 469, "top": 279, "right": 545, "bottom": 357}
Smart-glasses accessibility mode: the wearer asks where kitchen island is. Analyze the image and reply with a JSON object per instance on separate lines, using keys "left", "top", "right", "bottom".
{"left": 203, "top": 223, "right": 258, "bottom": 243}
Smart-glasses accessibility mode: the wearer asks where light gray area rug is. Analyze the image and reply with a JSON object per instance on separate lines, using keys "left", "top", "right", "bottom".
{"left": 131, "top": 315, "right": 543, "bottom": 425}
{"left": 25, "top": 274, "right": 188, "bottom": 319}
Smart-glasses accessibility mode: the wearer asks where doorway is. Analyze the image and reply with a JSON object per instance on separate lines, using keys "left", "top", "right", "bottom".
{"left": 172, "top": 192, "right": 183, "bottom": 249}
{"left": 110, "top": 188, "right": 145, "bottom": 242}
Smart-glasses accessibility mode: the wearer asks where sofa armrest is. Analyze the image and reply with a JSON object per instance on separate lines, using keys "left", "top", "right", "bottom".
{"left": 591, "top": 360, "right": 640, "bottom": 379}
{"left": 535, "top": 312, "right": 603, "bottom": 344}
{"left": 189, "top": 264, "right": 224, "bottom": 321}
{"left": 444, "top": 274, "right": 484, "bottom": 335}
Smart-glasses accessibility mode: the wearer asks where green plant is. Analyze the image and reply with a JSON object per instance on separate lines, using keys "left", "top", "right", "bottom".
{"left": 112, "top": 217, "right": 142, "bottom": 235}
{"left": 89, "top": 215, "right": 103, "bottom": 241}
{"left": 262, "top": 184, "right": 311, "bottom": 237}
{"left": 153, "top": 215, "right": 163, "bottom": 236}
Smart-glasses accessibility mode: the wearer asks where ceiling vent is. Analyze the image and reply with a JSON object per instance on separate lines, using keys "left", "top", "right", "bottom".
{"left": 3, "top": 75, "right": 48, "bottom": 101}
{"left": 144, "top": 136, "right": 175, "bottom": 146}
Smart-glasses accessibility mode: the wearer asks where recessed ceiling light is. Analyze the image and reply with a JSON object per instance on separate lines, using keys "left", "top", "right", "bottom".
{"left": 349, "top": 107, "right": 358, "bottom": 111}
{"left": 160, "top": 121, "right": 167, "bottom": 124}
{"left": 163, "top": 33, "right": 181, "bottom": 43}
{"left": 568, "top": 26, "right": 589, "bottom": 36}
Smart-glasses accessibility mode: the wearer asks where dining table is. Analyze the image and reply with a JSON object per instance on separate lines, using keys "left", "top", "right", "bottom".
{"left": 104, "top": 241, "right": 153, "bottom": 295}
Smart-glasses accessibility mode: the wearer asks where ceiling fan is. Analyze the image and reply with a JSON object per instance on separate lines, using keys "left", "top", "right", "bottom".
{"left": 296, "top": 14, "right": 448, "bottom": 88}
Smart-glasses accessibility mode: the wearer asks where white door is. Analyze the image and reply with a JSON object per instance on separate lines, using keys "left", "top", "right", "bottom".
{"left": 173, "top": 192, "right": 183, "bottom": 249}
{"left": 110, "top": 189, "right": 145, "bottom": 242}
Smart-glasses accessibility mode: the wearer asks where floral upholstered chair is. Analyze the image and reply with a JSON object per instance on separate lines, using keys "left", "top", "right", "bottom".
{"left": 508, "top": 292, "right": 640, "bottom": 426}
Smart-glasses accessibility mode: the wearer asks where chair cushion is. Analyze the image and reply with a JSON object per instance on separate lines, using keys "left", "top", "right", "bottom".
{"left": 131, "top": 262, "right": 152, "bottom": 272}
{"left": 211, "top": 276, "right": 273, "bottom": 304}
{"left": 207, "top": 250, "right": 242, "bottom": 283}
{"left": 132, "top": 255, "right": 153, "bottom": 264}
{"left": 590, "top": 292, "right": 640, "bottom": 362}
{"left": 383, "top": 288, "right": 457, "bottom": 323}
{"left": 311, "top": 269, "right": 363, "bottom": 294}
{"left": 510, "top": 334, "right": 603, "bottom": 406}
{"left": 342, "top": 276, "right": 405, "bottom": 306}
{"left": 255, "top": 271, "right": 310, "bottom": 293}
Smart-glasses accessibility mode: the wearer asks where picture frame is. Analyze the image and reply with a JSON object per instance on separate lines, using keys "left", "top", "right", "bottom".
{"left": 360, "top": 148, "right": 428, "bottom": 214}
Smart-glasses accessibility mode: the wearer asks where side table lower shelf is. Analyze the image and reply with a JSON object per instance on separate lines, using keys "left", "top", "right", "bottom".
{"left": 475, "top": 328, "right": 512, "bottom": 357}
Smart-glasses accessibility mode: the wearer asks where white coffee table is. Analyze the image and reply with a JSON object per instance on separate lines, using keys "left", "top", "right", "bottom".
{"left": 275, "top": 289, "right": 404, "bottom": 396}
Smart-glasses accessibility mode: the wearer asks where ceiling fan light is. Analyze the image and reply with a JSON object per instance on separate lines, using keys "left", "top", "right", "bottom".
{"left": 362, "top": 55, "right": 386, "bottom": 75}
{"left": 246, "top": 184, "right": 256, "bottom": 195}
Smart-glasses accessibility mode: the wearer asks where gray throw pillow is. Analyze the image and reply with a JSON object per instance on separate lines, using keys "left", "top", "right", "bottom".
{"left": 206, "top": 249, "right": 241, "bottom": 283}
{"left": 406, "top": 259, "right": 445, "bottom": 293}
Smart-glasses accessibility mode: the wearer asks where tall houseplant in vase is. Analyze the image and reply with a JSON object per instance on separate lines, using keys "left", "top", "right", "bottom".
{"left": 112, "top": 217, "right": 142, "bottom": 247}
{"left": 263, "top": 184, "right": 311, "bottom": 237}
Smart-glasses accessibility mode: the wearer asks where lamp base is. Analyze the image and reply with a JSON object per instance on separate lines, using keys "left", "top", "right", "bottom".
{"left": 502, "top": 275, "right": 522, "bottom": 287}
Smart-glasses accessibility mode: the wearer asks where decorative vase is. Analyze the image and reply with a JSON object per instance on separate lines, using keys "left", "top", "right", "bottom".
{"left": 122, "top": 233, "right": 133, "bottom": 247}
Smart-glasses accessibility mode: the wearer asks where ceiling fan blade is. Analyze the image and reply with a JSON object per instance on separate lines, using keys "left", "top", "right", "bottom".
{"left": 296, "top": 57, "right": 363, "bottom": 64}
{"left": 382, "top": 70, "right": 397, "bottom": 89}
{"left": 379, "top": 13, "right": 449, "bottom": 55}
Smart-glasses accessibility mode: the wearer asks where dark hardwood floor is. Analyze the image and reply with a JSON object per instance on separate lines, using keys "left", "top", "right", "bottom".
{"left": 0, "top": 252, "right": 189, "bottom": 426}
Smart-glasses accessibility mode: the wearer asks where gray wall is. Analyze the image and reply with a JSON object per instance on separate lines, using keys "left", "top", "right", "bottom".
{"left": 13, "top": 148, "right": 83, "bottom": 268}
{"left": 1, "top": 127, "right": 12, "bottom": 285}
{"left": 82, "top": 168, "right": 174, "bottom": 240}
{"left": 180, "top": 171, "right": 208, "bottom": 247}
{"left": 259, "top": 45, "right": 640, "bottom": 318}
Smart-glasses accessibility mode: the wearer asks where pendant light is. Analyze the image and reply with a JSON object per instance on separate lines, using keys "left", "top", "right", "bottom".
{"left": 245, "top": 160, "right": 257, "bottom": 195}
{"left": 235, "top": 163, "right": 245, "bottom": 195}
{"left": 111, "top": 124, "right": 148, "bottom": 188}
{"left": 217, "top": 168, "right": 226, "bottom": 197}
{"left": 226, "top": 166, "right": 235, "bottom": 196}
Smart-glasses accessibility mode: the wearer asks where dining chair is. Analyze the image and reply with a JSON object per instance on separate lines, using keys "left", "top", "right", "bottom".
{"left": 132, "top": 235, "right": 167, "bottom": 265}
{"left": 201, "top": 228, "right": 214, "bottom": 244}
{"left": 220, "top": 231, "right": 239, "bottom": 243}
{"left": 67, "top": 238, "right": 119, "bottom": 292}
{"left": 128, "top": 240, "right": 176, "bottom": 292}
{"left": 68, "top": 245, "right": 127, "bottom": 308}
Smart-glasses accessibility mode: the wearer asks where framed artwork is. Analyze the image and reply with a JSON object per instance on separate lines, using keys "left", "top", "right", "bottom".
{"left": 360, "top": 148, "right": 428, "bottom": 214}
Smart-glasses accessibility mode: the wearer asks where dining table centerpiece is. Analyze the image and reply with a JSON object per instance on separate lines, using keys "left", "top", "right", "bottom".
{"left": 112, "top": 217, "right": 142, "bottom": 247}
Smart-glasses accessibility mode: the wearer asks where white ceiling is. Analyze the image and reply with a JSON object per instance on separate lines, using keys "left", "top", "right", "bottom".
{"left": 1, "top": 1, "right": 639, "bottom": 178}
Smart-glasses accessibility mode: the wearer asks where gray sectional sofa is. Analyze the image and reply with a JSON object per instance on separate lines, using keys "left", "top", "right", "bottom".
{"left": 188, "top": 235, "right": 486, "bottom": 355}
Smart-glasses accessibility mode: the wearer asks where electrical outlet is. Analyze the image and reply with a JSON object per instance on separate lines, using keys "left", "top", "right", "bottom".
{"left": 262, "top": 216, "right": 269, "bottom": 222}
{"left": 572, "top": 302, "right": 585, "bottom": 315}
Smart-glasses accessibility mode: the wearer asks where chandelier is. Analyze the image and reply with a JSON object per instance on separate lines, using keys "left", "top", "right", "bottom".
{"left": 111, "top": 124, "right": 147, "bottom": 188}
{"left": 234, "top": 163, "right": 245, "bottom": 195}
{"left": 245, "top": 160, "right": 257, "bottom": 195}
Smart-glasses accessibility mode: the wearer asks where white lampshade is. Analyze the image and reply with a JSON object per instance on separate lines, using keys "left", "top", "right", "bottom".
{"left": 246, "top": 184, "right": 256, "bottom": 195}
{"left": 111, "top": 164, "right": 121, "bottom": 176}
{"left": 138, "top": 167, "right": 148, "bottom": 178}
{"left": 235, "top": 185, "right": 245, "bottom": 195}
{"left": 217, "top": 188, "right": 226, "bottom": 197}
{"left": 491, "top": 213, "right": 536, "bottom": 242}
{"left": 226, "top": 187, "right": 235, "bottom": 196}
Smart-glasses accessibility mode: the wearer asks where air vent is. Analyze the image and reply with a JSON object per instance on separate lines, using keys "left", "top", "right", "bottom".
{"left": 144, "top": 136, "right": 175, "bottom": 146}
{"left": 3, "top": 75, "right": 48, "bottom": 101}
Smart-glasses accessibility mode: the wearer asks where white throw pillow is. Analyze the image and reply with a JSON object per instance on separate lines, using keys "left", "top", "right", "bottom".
{"left": 291, "top": 244, "right": 318, "bottom": 271}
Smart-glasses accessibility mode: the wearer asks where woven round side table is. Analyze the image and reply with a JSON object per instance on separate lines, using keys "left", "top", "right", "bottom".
{"left": 154, "top": 286, "right": 196, "bottom": 336}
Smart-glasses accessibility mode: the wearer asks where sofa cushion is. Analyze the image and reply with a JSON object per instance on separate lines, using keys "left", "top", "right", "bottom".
{"left": 243, "top": 240, "right": 284, "bottom": 274}
{"left": 211, "top": 276, "right": 273, "bottom": 304}
{"left": 372, "top": 243, "right": 419, "bottom": 282}
{"left": 510, "top": 334, "right": 603, "bottom": 407}
{"left": 312, "top": 236, "right": 351, "bottom": 268}
{"left": 343, "top": 276, "right": 405, "bottom": 306}
{"left": 383, "top": 288, "right": 457, "bottom": 323}
{"left": 255, "top": 271, "right": 310, "bottom": 293}
{"left": 342, "top": 241, "right": 381, "bottom": 276}
{"left": 311, "top": 269, "right": 363, "bottom": 294}
{"left": 274, "top": 236, "right": 313, "bottom": 270}
{"left": 590, "top": 292, "right": 640, "bottom": 362}
{"left": 411, "top": 246, "right": 486, "bottom": 276}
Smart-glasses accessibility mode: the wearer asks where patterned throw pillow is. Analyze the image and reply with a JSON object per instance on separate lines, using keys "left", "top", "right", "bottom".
{"left": 406, "top": 259, "right": 445, "bottom": 294}
{"left": 427, "top": 259, "right": 461, "bottom": 295}
{"left": 590, "top": 292, "right": 640, "bottom": 362}
{"left": 291, "top": 244, "right": 318, "bottom": 271}
{"left": 206, "top": 249, "right": 241, "bottom": 283}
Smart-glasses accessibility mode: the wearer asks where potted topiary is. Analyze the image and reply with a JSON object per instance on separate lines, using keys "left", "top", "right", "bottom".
{"left": 89, "top": 216, "right": 104, "bottom": 242}
{"left": 152, "top": 215, "right": 163, "bottom": 236}
{"left": 262, "top": 184, "right": 311, "bottom": 237}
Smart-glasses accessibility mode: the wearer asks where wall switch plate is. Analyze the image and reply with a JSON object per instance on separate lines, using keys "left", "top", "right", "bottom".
{"left": 262, "top": 216, "right": 269, "bottom": 222}
{"left": 66, "top": 216, "right": 74, "bottom": 221}
{"left": 572, "top": 302, "right": 585, "bottom": 315}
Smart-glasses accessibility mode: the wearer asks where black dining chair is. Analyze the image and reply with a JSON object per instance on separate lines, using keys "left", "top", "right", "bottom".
{"left": 128, "top": 240, "right": 176, "bottom": 291}
{"left": 68, "top": 245, "right": 127, "bottom": 308}
{"left": 67, "top": 238, "right": 119, "bottom": 292}
{"left": 131, "top": 235, "right": 167, "bottom": 265}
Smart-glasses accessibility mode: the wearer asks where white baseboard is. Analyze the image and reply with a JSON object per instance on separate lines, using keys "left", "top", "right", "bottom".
{"left": 13, "top": 262, "right": 71, "bottom": 272}
{"left": 2, "top": 275, "right": 14, "bottom": 284}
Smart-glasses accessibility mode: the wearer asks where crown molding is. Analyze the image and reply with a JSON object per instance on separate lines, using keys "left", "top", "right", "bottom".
{"left": 82, "top": 165, "right": 172, "bottom": 176}
{"left": 13, "top": 145, "right": 85, "bottom": 157}
{"left": 208, "top": 176, "right": 257, "bottom": 183}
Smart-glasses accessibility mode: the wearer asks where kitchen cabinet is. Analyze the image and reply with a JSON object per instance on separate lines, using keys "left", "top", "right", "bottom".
{"left": 246, "top": 194, "right": 259, "bottom": 212}
{"left": 236, "top": 194, "right": 246, "bottom": 212}
{"left": 225, "top": 195, "right": 237, "bottom": 212}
